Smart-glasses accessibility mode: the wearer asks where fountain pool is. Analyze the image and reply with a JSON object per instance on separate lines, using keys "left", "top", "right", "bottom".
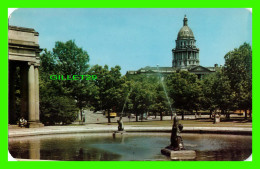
{"left": 9, "top": 133, "right": 251, "bottom": 161}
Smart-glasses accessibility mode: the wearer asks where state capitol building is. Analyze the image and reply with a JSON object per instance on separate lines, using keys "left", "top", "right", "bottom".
{"left": 126, "top": 15, "right": 217, "bottom": 79}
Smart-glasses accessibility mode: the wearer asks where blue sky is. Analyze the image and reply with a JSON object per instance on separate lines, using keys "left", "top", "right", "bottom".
{"left": 9, "top": 8, "right": 252, "bottom": 74}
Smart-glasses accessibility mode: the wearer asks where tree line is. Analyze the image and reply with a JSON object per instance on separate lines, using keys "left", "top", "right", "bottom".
{"left": 39, "top": 40, "right": 252, "bottom": 125}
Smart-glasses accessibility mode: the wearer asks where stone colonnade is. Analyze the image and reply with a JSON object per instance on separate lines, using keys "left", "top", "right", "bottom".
{"left": 8, "top": 61, "right": 43, "bottom": 127}
{"left": 173, "top": 51, "right": 199, "bottom": 67}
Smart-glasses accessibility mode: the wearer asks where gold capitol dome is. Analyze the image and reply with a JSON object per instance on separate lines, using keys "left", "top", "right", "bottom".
{"left": 177, "top": 15, "right": 195, "bottom": 40}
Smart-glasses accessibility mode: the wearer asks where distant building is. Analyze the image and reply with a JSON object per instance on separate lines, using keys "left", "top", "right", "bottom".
{"left": 126, "top": 15, "right": 217, "bottom": 79}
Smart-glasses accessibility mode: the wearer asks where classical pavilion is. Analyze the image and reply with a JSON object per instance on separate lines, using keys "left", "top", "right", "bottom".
{"left": 8, "top": 26, "right": 44, "bottom": 127}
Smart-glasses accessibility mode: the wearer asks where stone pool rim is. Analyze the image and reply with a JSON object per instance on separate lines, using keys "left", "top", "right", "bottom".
{"left": 8, "top": 125, "right": 252, "bottom": 138}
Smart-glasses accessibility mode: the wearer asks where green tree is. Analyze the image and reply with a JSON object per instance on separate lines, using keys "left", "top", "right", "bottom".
{"left": 39, "top": 54, "right": 78, "bottom": 124}
{"left": 224, "top": 43, "right": 252, "bottom": 119}
{"left": 166, "top": 71, "right": 202, "bottom": 120}
{"left": 201, "top": 70, "right": 233, "bottom": 120}
{"left": 88, "top": 65, "right": 125, "bottom": 123}
{"left": 150, "top": 83, "right": 169, "bottom": 121}
{"left": 39, "top": 40, "right": 91, "bottom": 124}
{"left": 212, "top": 70, "right": 233, "bottom": 118}
{"left": 128, "top": 80, "right": 154, "bottom": 122}
{"left": 201, "top": 73, "right": 217, "bottom": 118}
{"left": 52, "top": 40, "right": 90, "bottom": 119}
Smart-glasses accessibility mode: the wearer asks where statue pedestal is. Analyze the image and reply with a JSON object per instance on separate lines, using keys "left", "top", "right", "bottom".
{"left": 161, "top": 148, "right": 196, "bottom": 160}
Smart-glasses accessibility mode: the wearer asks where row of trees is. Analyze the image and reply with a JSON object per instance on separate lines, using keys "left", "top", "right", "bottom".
{"left": 39, "top": 41, "right": 252, "bottom": 124}
{"left": 166, "top": 42, "right": 252, "bottom": 120}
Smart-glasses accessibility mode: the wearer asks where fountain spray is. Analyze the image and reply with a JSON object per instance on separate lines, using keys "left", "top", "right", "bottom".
{"left": 156, "top": 65, "right": 176, "bottom": 118}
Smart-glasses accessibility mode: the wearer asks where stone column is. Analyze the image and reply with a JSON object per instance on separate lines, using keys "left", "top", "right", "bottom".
{"left": 193, "top": 52, "right": 195, "bottom": 64}
{"left": 180, "top": 55, "right": 185, "bottom": 67}
{"left": 8, "top": 62, "right": 17, "bottom": 124}
{"left": 28, "top": 62, "right": 36, "bottom": 123}
{"left": 34, "top": 65, "right": 40, "bottom": 122}
{"left": 187, "top": 52, "right": 189, "bottom": 65}
{"left": 196, "top": 52, "right": 199, "bottom": 64}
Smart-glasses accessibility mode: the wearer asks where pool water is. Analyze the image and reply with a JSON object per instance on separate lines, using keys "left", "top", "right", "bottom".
{"left": 8, "top": 133, "right": 252, "bottom": 161}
